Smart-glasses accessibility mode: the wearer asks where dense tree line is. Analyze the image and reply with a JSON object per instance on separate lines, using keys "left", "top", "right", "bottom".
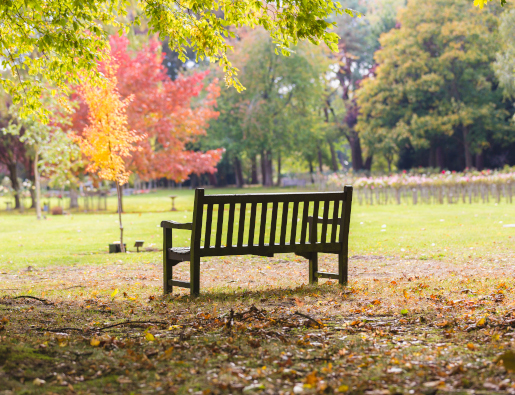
{"left": 205, "top": 0, "right": 515, "bottom": 186}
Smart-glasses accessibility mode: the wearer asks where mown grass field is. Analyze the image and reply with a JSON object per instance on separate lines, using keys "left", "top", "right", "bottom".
{"left": 1, "top": 187, "right": 515, "bottom": 394}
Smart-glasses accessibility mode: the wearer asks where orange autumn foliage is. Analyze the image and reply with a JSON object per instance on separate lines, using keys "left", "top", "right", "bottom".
{"left": 74, "top": 61, "right": 145, "bottom": 185}
{"left": 72, "top": 35, "right": 223, "bottom": 183}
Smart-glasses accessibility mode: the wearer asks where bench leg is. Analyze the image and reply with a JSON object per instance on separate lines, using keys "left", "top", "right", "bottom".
{"left": 163, "top": 228, "right": 173, "bottom": 295}
{"left": 309, "top": 253, "right": 318, "bottom": 285}
{"left": 190, "top": 256, "right": 200, "bottom": 297}
{"left": 338, "top": 253, "right": 348, "bottom": 286}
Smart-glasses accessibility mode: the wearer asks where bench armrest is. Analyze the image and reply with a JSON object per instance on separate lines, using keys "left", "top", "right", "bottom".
{"left": 160, "top": 221, "right": 193, "bottom": 230}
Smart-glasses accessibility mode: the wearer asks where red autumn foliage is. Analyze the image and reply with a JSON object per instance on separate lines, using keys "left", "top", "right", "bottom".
{"left": 72, "top": 35, "right": 223, "bottom": 182}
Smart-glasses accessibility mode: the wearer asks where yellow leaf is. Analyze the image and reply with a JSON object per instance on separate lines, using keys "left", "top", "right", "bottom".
{"left": 90, "top": 338, "right": 100, "bottom": 347}
{"left": 111, "top": 288, "right": 119, "bottom": 297}
{"left": 476, "top": 317, "right": 486, "bottom": 327}
{"left": 145, "top": 332, "right": 155, "bottom": 341}
{"left": 467, "top": 343, "right": 476, "bottom": 351}
{"left": 338, "top": 384, "right": 349, "bottom": 393}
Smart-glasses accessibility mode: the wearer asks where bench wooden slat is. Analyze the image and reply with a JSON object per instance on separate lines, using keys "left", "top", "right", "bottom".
{"left": 331, "top": 200, "right": 340, "bottom": 244}
{"left": 204, "top": 203, "right": 213, "bottom": 248}
{"left": 237, "top": 203, "right": 246, "bottom": 247}
{"left": 168, "top": 279, "right": 191, "bottom": 289}
{"left": 317, "top": 272, "right": 339, "bottom": 280}
{"left": 259, "top": 202, "right": 268, "bottom": 246}
{"left": 203, "top": 192, "right": 346, "bottom": 205}
{"left": 269, "top": 202, "right": 278, "bottom": 246}
{"left": 280, "top": 201, "right": 289, "bottom": 245}
{"left": 215, "top": 203, "right": 224, "bottom": 248}
{"left": 200, "top": 242, "right": 342, "bottom": 257}
{"left": 248, "top": 203, "right": 257, "bottom": 247}
{"left": 300, "top": 201, "right": 309, "bottom": 244}
{"left": 311, "top": 200, "right": 319, "bottom": 244}
{"left": 321, "top": 200, "right": 330, "bottom": 244}
{"left": 227, "top": 203, "right": 236, "bottom": 247}
{"left": 290, "top": 201, "right": 299, "bottom": 245}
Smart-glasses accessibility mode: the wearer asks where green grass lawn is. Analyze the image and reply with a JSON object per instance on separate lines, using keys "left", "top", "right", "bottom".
{"left": 0, "top": 187, "right": 514, "bottom": 272}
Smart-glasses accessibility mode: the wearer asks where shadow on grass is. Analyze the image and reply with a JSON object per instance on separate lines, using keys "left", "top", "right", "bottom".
{"left": 161, "top": 282, "right": 353, "bottom": 305}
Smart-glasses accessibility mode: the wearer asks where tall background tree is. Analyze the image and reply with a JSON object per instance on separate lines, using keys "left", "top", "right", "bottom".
{"left": 356, "top": 0, "right": 512, "bottom": 171}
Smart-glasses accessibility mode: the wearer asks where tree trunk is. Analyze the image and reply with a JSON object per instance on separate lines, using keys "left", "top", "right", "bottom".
{"left": 251, "top": 156, "right": 258, "bottom": 185}
{"left": 116, "top": 183, "right": 125, "bottom": 253}
{"left": 309, "top": 161, "right": 315, "bottom": 184}
{"left": 7, "top": 163, "right": 20, "bottom": 209}
{"left": 463, "top": 126, "right": 473, "bottom": 169}
{"left": 348, "top": 131, "right": 364, "bottom": 171}
{"left": 317, "top": 147, "right": 323, "bottom": 173}
{"left": 34, "top": 150, "right": 41, "bottom": 220}
{"left": 260, "top": 151, "right": 267, "bottom": 186}
{"left": 429, "top": 144, "right": 436, "bottom": 168}
{"left": 69, "top": 187, "right": 79, "bottom": 208}
{"left": 275, "top": 151, "right": 282, "bottom": 187}
{"left": 475, "top": 152, "right": 484, "bottom": 171}
{"left": 364, "top": 155, "right": 373, "bottom": 171}
{"left": 208, "top": 172, "right": 218, "bottom": 187}
{"left": 267, "top": 154, "right": 273, "bottom": 187}
{"left": 436, "top": 146, "right": 445, "bottom": 170}
{"left": 329, "top": 142, "right": 338, "bottom": 172}
{"left": 234, "top": 157, "right": 244, "bottom": 188}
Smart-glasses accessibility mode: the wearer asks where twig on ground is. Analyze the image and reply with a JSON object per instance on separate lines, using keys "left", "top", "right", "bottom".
{"left": 294, "top": 311, "right": 323, "bottom": 328}
{"left": 97, "top": 320, "right": 168, "bottom": 332}
{"left": 36, "top": 327, "right": 83, "bottom": 333}
{"left": 13, "top": 296, "right": 53, "bottom": 304}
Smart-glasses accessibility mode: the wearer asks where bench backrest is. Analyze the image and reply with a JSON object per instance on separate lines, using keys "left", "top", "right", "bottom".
{"left": 190, "top": 187, "right": 353, "bottom": 257}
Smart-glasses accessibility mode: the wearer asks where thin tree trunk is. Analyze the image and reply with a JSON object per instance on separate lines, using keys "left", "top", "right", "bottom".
{"left": 309, "top": 161, "right": 315, "bottom": 184}
{"left": 251, "top": 156, "right": 258, "bottom": 185}
{"left": 364, "top": 155, "right": 373, "bottom": 171}
{"left": 276, "top": 151, "right": 282, "bottom": 187}
{"left": 116, "top": 182, "right": 125, "bottom": 253}
{"left": 317, "top": 147, "right": 323, "bottom": 173}
{"left": 266, "top": 154, "right": 273, "bottom": 187}
{"left": 69, "top": 187, "right": 79, "bottom": 208}
{"left": 260, "top": 151, "right": 267, "bottom": 186}
{"left": 348, "top": 131, "right": 364, "bottom": 171}
{"left": 34, "top": 149, "right": 41, "bottom": 220}
{"left": 234, "top": 157, "right": 243, "bottom": 188}
{"left": 7, "top": 163, "right": 20, "bottom": 209}
{"left": 329, "top": 141, "right": 338, "bottom": 172}
{"left": 436, "top": 145, "right": 445, "bottom": 170}
{"left": 475, "top": 152, "right": 484, "bottom": 171}
{"left": 463, "top": 126, "right": 473, "bottom": 169}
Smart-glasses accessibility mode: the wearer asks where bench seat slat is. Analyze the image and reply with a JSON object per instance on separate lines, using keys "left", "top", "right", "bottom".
{"left": 198, "top": 242, "right": 342, "bottom": 257}
{"left": 168, "top": 280, "right": 191, "bottom": 289}
{"left": 316, "top": 272, "right": 339, "bottom": 280}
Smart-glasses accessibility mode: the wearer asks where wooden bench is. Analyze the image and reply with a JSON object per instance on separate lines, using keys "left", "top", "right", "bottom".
{"left": 161, "top": 186, "right": 353, "bottom": 296}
